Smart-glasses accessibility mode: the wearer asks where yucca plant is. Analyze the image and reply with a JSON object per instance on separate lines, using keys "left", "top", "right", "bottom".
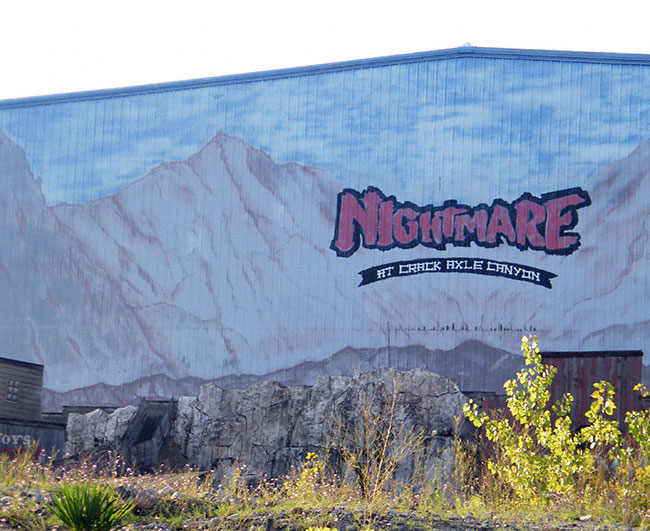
{"left": 49, "top": 482, "right": 135, "bottom": 531}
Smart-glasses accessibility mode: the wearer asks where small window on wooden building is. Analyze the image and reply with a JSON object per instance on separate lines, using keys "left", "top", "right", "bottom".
{"left": 7, "top": 379, "right": 19, "bottom": 402}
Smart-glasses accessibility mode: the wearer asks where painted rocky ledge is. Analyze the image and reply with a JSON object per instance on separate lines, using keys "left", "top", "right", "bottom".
{"left": 64, "top": 368, "right": 468, "bottom": 483}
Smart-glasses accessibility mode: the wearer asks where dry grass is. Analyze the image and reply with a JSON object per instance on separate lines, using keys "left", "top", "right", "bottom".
{"left": 2, "top": 443, "right": 650, "bottom": 531}
{"left": 3, "top": 414, "right": 650, "bottom": 529}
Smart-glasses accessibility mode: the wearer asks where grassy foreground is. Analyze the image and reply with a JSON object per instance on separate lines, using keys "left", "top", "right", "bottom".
{"left": 2, "top": 336, "right": 650, "bottom": 530}
{"left": 0, "top": 443, "right": 646, "bottom": 531}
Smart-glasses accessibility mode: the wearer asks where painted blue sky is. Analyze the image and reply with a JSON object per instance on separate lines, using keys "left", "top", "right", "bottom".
{"left": 2, "top": 52, "right": 650, "bottom": 206}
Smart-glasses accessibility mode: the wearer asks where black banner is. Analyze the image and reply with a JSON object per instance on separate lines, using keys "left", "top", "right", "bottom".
{"left": 359, "top": 257, "right": 556, "bottom": 288}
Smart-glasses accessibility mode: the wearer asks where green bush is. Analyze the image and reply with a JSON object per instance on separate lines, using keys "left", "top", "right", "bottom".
{"left": 49, "top": 482, "right": 134, "bottom": 531}
{"left": 463, "top": 335, "right": 624, "bottom": 503}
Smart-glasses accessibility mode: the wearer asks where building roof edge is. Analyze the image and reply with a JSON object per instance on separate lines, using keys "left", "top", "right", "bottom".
{"left": 3, "top": 46, "right": 650, "bottom": 109}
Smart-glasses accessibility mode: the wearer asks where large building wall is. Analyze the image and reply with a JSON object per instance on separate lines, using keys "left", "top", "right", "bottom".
{"left": 0, "top": 47, "right": 647, "bottom": 409}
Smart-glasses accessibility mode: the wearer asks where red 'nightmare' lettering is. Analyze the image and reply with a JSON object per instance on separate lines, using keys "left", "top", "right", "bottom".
{"left": 330, "top": 187, "right": 591, "bottom": 257}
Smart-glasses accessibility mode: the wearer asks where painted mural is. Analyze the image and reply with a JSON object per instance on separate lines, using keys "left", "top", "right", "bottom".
{"left": 0, "top": 48, "right": 648, "bottom": 410}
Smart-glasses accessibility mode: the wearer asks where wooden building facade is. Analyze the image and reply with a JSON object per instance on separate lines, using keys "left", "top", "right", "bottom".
{"left": 541, "top": 350, "right": 643, "bottom": 430}
{"left": 0, "top": 357, "right": 43, "bottom": 420}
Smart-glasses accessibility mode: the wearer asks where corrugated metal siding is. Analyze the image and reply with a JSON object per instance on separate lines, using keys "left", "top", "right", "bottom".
{"left": 0, "top": 48, "right": 647, "bottom": 407}
{"left": 5, "top": 56, "right": 650, "bottom": 207}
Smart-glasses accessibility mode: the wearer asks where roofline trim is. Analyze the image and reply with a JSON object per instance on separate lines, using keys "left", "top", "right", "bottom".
{"left": 0, "top": 357, "right": 44, "bottom": 371}
{"left": 3, "top": 46, "right": 650, "bottom": 109}
{"left": 541, "top": 350, "right": 644, "bottom": 358}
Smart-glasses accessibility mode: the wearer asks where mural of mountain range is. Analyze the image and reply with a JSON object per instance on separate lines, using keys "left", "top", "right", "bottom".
{"left": 42, "top": 340, "right": 525, "bottom": 411}
{"left": 0, "top": 127, "right": 647, "bottom": 410}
